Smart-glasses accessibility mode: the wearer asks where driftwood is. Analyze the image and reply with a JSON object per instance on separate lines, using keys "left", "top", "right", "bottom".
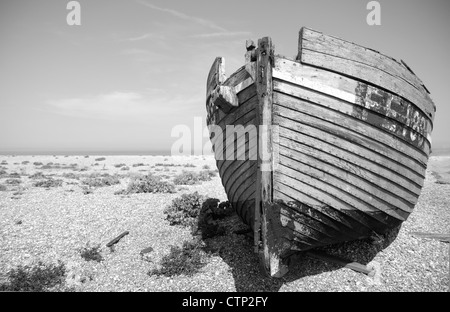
{"left": 305, "top": 250, "right": 375, "bottom": 276}
{"left": 106, "top": 231, "right": 129, "bottom": 247}
{"left": 410, "top": 232, "right": 450, "bottom": 243}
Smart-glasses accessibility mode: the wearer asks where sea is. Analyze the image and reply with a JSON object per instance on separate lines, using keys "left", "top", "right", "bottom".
{"left": 0, "top": 147, "right": 448, "bottom": 157}
{"left": 0, "top": 150, "right": 212, "bottom": 156}
{"left": 430, "top": 147, "right": 450, "bottom": 157}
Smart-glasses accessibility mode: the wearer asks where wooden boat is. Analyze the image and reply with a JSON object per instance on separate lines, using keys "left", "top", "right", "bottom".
{"left": 205, "top": 27, "right": 435, "bottom": 277}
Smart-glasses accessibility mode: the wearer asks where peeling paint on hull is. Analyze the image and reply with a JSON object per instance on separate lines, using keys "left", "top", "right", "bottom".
{"left": 355, "top": 83, "right": 431, "bottom": 152}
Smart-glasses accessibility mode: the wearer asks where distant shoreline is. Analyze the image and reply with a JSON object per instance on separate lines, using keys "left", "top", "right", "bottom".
{"left": 0, "top": 151, "right": 173, "bottom": 156}
{"left": 430, "top": 147, "right": 450, "bottom": 157}
{"left": 0, "top": 149, "right": 448, "bottom": 157}
{"left": 0, "top": 151, "right": 214, "bottom": 156}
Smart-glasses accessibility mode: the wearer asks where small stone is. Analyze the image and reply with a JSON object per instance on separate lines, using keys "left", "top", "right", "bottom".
{"left": 140, "top": 247, "right": 153, "bottom": 255}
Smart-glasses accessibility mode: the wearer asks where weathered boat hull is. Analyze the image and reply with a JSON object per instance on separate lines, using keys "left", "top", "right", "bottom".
{"left": 206, "top": 28, "right": 435, "bottom": 277}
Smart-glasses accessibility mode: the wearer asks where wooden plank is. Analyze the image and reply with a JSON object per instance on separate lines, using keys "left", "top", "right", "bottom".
{"left": 299, "top": 28, "right": 435, "bottom": 121}
{"left": 273, "top": 180, "right": 372, "bottom": 235}
{"left": 276, "top": 163, "right": 404, "bottom": 226}
{"left": 234, "top": 77, "right": 254, "bottom": 95}
{"left": 275, "top": 118, "right": 424, "bottom": 191}
{"left": 212, "top": 85, "right": 239, "bottom": 113}
{"left": 279, "top": 211, "right": 333, "bottom": 245}
{"left": 277, "top": 156, "right": 409, "bottom": 221}
{"left": 220, "top": 113, "right": 257, "bottom": 156}
{"left": 206, "top": 57, "right": 227, "bottom": 127}
{"left": 234, "top": 183, "right": 256, "bottom": 211}
{"left": 216, "top": 93, "right": 257, "bottom": 129}
{"left": 283, "top": 237, "right": 315, "bottom": 251}
{"left": 236, "top": 83, "right": 257, "bottom": 104}
{"left": 215, "top": 117, "right": 256, "bottom": 168}
{"left": 216, "top": 125, "right": 257, "bottom": 173}
{"left": 214, "top": 120, "right": 256, "bottom": 170}
{"left": 281, "top": 202, "right": 367, "bottom": 247}
{"left": 213, "top": 78, "right": 255, "bottom": 109}
{"left": 222, "top": 172, "right": 254, "bottom": 213}
{"left": 209, "top": 74, "right": 255, "bottom": 106}
{"left": 227, "top": 163, "right": 256, "bottom": 204}
{"left": 278, "top": 143, "right": 416, "bottom": 212}
{"left": 273, "top": 80, "right": 430, "bottom": 152}
{"left": 279, "top": 204, "right": 348, "bottom": 240}
{"left": 300, "top": 28, "right": 428, "bottom": 98}
{"left": 216, "top": 90, "right": 257, "bottom": 127}
{"left": 273, "top": 172, "right": 380, "bottom": 231}
{"left": 220, "top": 159, "right": 252, "bottom": 194}
{"left": 212, "top": 89, "right": 256, "bottom": 161}
{"left": 220, "top": 139, "right": 256, "bottom": 191}
{"left": 273, "top": 98, "right": 427, "bottom": 175}
{"left": 232, "top": 130, "right": 257, "bottom": 161}
{"left": 236, "top": 197, "right": 256, "bottom": 228}
{"left": 273, "top": 58, "right": 433, "bottom": 143}
{"left": 301, "top": 48, "right": 435, "bottom": 121}
{"left": 273, "top": 91, "right": 429, "bottom": 164}
{"left": 215, "top": 110, "right": 257, "bottom": 163}
{"left": 274, "top": 185, "right": 348, "bottom": 227}
{"left": 229, "top": 129, "right": 257, "bottom": 161}
{"left": 232, "top": 180, "right": 256, "bottom": 217}
{"left": 206, "top": 57, "right": 226, "bottom": 95}
{"left": 207, "top": 67, "right": 254, "bottom": 124}
{"left": 284, "top": 238, "right": 315, "bottom": 251}
{"left": 274, "top": 188, "right": 359, "bottom": 238}
{"left": 215, "top": 116, "right": 256, "bottom": 161}
{"left": 278, "top": 134, "right": 420, "bottom": 203}
{"left": 222, "top": 65, "right": 250, "bottom": 88}
{"left": 229, "top": 180, "right": 255, "bottom": 217}
{"left": 273, "top": 103, "right": 427, "bottom": 178}
{"left": 213, "top": 108, "right": 226, "bottom": 127}
{"left": 219, "top": 157, "right": 247, "bottom": 187}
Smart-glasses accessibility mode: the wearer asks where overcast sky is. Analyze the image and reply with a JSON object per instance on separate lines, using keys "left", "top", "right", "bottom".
{"left": 0, "top": 0, "right": 449, "bottom": 154}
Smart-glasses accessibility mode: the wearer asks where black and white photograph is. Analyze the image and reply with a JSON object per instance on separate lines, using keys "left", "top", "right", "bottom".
{"left": 0, "top": 0, "right": 449, "bottom": 297}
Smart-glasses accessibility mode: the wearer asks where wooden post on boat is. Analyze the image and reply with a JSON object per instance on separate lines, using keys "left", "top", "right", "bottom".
{"left": 255, "top": 36, "right": 289, "bottom": 278}
{"left": 245, "top": 40, "right": 256, "bottom": 80}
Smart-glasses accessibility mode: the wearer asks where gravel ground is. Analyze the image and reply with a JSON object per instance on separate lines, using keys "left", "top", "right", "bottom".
{"left": 0, "top": 155, "right": 448, "bottom": 292}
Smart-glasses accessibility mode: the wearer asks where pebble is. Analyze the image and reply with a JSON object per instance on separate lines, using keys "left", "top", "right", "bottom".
{"left": 0, "top": 155, "right": 448, "bottom": 291}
